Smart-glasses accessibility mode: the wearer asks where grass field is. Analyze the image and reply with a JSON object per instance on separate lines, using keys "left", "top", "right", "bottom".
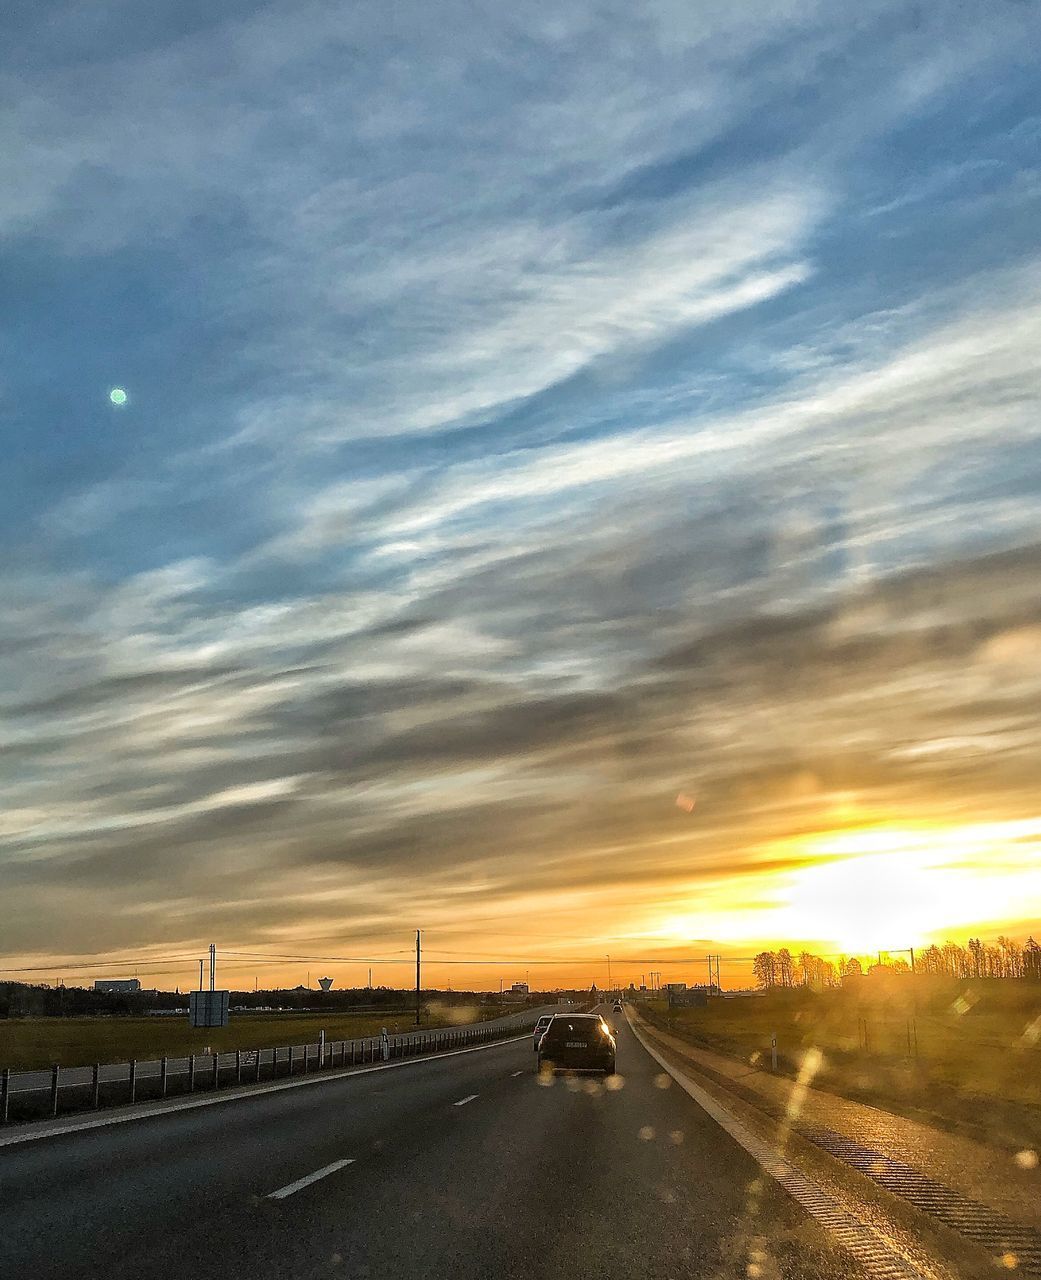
{"left": 642, "top": 976, "right": 1041, "bottom": 1143}
{"left": 0, "top": 1002, "right": 517, "bottom": 1071}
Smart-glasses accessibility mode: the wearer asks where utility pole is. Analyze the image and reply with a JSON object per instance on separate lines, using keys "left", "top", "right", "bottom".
{"left": 368, "top": 967, "right": 372, "bottom": 989}
{"left": 209, "top": 943, "right": 215, "bottom": 992}
{"left": 606, "top": 955, "right": 613, "bottom": 992}
{"left": 198, "top": 959, "right": 204, "bottom": 992}
{"left": 909, "top": 946, "right": 916, "bottom": 974}
{"left": 415, "top": 929, "right": 422, "bottom": 1027}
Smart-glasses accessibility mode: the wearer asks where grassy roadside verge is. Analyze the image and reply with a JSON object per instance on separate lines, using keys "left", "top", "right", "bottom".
{"left": 638, "top": 980, "right": 1041, "bottom": 1150}
{"left": 0, "top": 1002, "right": 523, "bottom": 1071}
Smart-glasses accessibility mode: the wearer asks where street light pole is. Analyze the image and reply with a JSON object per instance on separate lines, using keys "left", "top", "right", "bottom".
{"left": 606, "top": 954, "right": 613, "bottom": 992}
{"left": 415, "top": 929, "right": 422, "bottom": 1027}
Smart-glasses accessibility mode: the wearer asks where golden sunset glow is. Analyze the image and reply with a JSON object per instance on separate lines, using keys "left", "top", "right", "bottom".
{"left": 641, "top": 818, "right": 1041, "bottom": 972}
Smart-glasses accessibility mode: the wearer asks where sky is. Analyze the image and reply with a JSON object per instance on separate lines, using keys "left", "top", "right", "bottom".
{"left": 3, "top": 1, "right": 1041, "bottom": 992}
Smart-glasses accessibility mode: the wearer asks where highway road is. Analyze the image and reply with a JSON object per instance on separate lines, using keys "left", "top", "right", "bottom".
{"left": 0, "top": 1008, "right": 866, "bottom": 1280}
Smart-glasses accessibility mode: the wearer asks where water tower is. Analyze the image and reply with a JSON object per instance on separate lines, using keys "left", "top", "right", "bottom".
{"left": 318, "top": 976, "right": 334, "bottom": 992}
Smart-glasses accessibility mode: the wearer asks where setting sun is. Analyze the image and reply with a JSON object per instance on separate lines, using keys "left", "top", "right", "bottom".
{"left": 768, "top": 819, "right": 1041, "bottom": 956}
{"left": 646, "top": 818, "right": 1041, "bottom": 966}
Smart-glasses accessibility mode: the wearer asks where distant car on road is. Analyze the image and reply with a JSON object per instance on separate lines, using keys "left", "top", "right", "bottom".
{"left": 532, "top": 1014, "right": 554, "bottom": 1051}
{"left": 612, "top": 1001, "right": 622, "bottom": 1012}
{"left": 537, "top": 1013, "right": 616, "bottom": 1074}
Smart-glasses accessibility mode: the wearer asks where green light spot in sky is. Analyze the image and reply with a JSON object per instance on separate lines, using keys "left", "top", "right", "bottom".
{"left": 109, "top": 387, "right": 128, "bottom": 406}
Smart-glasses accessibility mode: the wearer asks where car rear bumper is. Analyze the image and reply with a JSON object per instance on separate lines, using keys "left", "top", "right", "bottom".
{"left": 538, "top": 1052, "right": 615, "bottom": 1072}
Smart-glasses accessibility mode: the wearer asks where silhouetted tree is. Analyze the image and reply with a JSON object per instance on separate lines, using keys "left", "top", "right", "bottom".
{"left": 997, "top": 936, "right": 1023, "bottom": 978}
{"left": 752, "top": 952, "right": 777, "bottom": 988}
{"left": 777, "top": 948, "right": 794, "bottom": 988}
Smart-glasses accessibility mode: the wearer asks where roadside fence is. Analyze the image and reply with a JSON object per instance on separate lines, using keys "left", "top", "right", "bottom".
{"left": 0, "top": 1006, "right": 553, "bottom": 1127}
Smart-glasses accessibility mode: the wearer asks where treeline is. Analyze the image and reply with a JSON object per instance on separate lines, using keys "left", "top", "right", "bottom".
{"left": 0, "top": 983, "right": 546, "bottom": 1019}
{"left": 752, "top": 935, "right": 1041, "bottom": 989}
{"left": 0, "top": 984, "right": 187, "bottom": 1019}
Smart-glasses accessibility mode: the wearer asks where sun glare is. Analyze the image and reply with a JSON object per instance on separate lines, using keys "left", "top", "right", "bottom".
{"left": 654, "top": 818, "right": 1041, "bottom": 958}
{"left": 774, "top": 820, "right": 1041, "bottom": 954}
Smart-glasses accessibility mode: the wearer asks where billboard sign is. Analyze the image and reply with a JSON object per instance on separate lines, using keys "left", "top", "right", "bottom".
{"left": 189, "top": 990, "right": 230, "bottom": 1028}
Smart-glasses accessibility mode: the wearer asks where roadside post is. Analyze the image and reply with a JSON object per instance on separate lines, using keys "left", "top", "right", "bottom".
{"left": 1, "top": 1067, "right": 9, "bottom": 1124}
{"left": 128, "top": 1059, "right": 137, "bottom": 1105}
{"left": 160, "top": 1056, "right": 168, "bottom": 1098}
{"left": 50, "top": 1064, "right": 60, "bottom": 1117}
{"left": 771, "top": 1034, "right": 777, "bottom": 1072}
{"left": 381, "top": 1027, "right": 390, "bottom": 1062}
{"left": 319, "top": 1030, "right": 325, "bottom": 1067}
{"left": 91, "top": 1063, "right": 100, "bottom": 1109}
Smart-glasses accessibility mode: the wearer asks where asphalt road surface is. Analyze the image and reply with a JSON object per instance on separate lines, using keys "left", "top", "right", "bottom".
{"left": 0, "top": 1008, "right": 865, "bottom": 1280}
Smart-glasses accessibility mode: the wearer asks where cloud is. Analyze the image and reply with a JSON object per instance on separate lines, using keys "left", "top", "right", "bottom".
{"left": 4, "top": 0, "right": 1041, "bottom": 975}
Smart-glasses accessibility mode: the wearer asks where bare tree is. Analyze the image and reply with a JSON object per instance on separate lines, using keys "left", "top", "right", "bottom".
{"left": 777, "top": 948, "right": 794, "bottom": 988}
{"left": 752, "top": 951, "right": 777, "bottom": 989}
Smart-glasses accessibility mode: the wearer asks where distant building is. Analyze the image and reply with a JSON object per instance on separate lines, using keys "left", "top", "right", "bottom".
{"left": 666, "top": 983, "right": 710, "bottom": 1008}
{"left": 510, "top": 982, "right": 528, "bottom": 995}
{"left": 94, "top": 978, "right": 141, "bottom": 993}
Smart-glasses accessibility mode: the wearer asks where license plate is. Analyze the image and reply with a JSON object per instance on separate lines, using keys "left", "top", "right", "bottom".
{"left": 566, "top": 1041, "right": 587, "bottom": 1048}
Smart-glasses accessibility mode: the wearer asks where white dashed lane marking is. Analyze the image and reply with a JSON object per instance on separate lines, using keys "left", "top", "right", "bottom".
{"left": 267, "top": 1158, "right": 356, "bottom": 1200}
{"left": 453, "top": 1094, "right": 479, "bottom": 1107}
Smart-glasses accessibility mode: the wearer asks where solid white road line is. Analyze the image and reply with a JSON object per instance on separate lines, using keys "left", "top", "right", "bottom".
{"left": 0, "top": 1035, "right": 528, "bottom": 1149}
{"left": 268, "top": 1158, "right": 355, "bottom": 1200}
{"left": 453, "top": 1094, "right": 478, "bottom": 1107}
{"left": 511, "top": 1070, "right": 524, "bottom": 1077}
{"left": 626, "top": 1014, "right": 927, "bottom": 1280}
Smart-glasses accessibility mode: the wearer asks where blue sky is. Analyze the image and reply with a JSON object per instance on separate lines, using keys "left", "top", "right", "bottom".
{"left": 3, "top": 2, "right": 1041, "bottom": 985}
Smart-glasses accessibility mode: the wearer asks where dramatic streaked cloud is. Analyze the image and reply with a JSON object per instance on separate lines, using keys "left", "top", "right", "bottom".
{"left": 3, "top": 0, "right": 1041, "bottom": 987}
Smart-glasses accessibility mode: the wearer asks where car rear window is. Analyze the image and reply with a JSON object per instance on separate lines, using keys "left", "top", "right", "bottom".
{"left": 542, "top": 1017, "right": 603, "bottom": 1044}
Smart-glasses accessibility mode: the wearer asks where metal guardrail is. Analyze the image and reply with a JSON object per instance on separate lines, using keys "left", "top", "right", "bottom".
{"left": 0, "top": 1006, "right": 556, "bottom": 1126}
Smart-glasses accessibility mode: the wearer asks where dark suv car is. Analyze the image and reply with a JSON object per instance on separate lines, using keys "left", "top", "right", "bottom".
{"left": 536, "top": 1013, "right": 616, "bottom": 1074}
